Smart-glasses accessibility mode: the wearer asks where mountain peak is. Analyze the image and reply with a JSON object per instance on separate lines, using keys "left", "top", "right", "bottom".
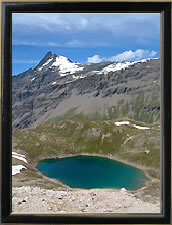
{"left": 34, "top": 52, "right": 56, "bottom": 70}
{"left": 44, "top": 51, "right": 54, "bottom": 58}
{"left": 33, "top": 52, "right": 84, "bottom": 76}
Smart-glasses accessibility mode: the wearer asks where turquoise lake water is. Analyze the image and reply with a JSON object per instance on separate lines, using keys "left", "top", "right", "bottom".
{"left": 36, "top": 155, "right": 149, "bottom": 190}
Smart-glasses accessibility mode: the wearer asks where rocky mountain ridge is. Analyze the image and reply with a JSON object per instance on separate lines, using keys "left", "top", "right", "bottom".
{"left": 12, "top": 52, "right": 160, "bottom": 130}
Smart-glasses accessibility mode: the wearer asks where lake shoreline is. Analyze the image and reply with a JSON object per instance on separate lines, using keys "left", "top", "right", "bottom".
{"left": 35, "top": 152, "right": 159, "bottom": 191}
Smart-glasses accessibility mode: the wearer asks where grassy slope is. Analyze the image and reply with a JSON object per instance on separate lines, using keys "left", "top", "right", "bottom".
{"left": 46, "top": 92, "right": 160, "bottom": 125}
{"left": 13, "top": 118, "right": 160, "bottom": 179}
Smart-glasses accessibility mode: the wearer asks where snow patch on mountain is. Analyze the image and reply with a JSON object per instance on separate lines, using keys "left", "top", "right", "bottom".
{"left": 80, "top": 75, "right": 86, "bottom": 79}
{"left": 12, "top": 152, "right": 26, "bottom": 158}
{"left": 12, "top": 155, "right": 27, "bottom": 163}
{"left": 72, "top": 75, "right": 79, "bottom": 79}
{"left": 12, "top": 165, "right": 27, "bottom": 176}
{"left": 37, "top": 58, "right": 54, "bottom": 71}
{"left": 31, "top": 77, "right": 35, "bottom": 81}
{"left": 102, "top": 59, "right": 150, "bottom": 74}
{"left": 41, "top": 58, "right": 54, "bottom": 69}
{"left": 50, "top": 56, "right": 84, "bottom": 76}
{"left": 12, "top": 152, "right": 27, "bottom": 163}
{"left": 115, "top": 121, "right": 130, "bottom": 126}
{"left": 114, "top": 121, "right": 150, "bottom": 130}
{"left": 133, "top": 124, "right": 150, "bottom": 130}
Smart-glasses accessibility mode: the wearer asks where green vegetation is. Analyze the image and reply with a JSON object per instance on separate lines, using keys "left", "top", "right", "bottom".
{"left": 106, "top": 92, "right": 160, "bottom": 123}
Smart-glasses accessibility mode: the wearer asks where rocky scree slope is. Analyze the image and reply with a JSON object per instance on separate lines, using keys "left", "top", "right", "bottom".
{"left": 12, "top": 52, "right": 160, "bottom": 130}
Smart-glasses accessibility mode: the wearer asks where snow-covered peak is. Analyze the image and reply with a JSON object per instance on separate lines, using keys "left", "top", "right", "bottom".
{"left": 34, "top": 52, "right": 84, "bottom": 76}
{"left": 50, "top": 55, "right": 84, "bottom": 76}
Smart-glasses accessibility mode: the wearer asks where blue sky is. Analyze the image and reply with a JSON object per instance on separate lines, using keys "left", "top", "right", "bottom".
{"left": 12, "top": 13, "right": 160, "bottom": 75}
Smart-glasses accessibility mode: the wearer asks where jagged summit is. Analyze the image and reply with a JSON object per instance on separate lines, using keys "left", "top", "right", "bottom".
{"left": 33, "top": 52, "right": 84, "bottom": 76}
{"left": 43, "top": 51, "right": 55, "bottom": 58}
{"left": 34, "top": 51, "right": 56, "bottom": 70}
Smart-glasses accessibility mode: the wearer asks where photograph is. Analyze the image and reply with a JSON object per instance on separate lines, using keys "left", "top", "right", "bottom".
{"left": 1, "top": 1, "right": 171, "bottom": 224}
{"left": 12, "top": 11, "right": 161, "bottom": 214}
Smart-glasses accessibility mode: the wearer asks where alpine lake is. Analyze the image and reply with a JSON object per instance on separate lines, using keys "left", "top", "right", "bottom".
{"left": 36, "top": 155, "right": 149, "bottom": 190}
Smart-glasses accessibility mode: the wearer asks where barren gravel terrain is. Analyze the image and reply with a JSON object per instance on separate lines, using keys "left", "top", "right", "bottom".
{"left": 12, "top": 186, "right": 160, "bottom": 214}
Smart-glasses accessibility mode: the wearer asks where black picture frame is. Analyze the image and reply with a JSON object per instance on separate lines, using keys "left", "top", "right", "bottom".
{"left": 1, "top": 1, "right": 171, "bottom": 224}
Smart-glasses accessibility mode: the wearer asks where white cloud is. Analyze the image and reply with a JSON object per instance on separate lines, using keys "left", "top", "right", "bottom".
{"left": 12, "top": 13, "right": 90, "bottom": 33}
{"left": 87, "top": 49, "right": 157, "bottom": 63}
{"left": 109, "top": 49, "right": 157, "bottom": 61}
{"left": 12, "top": 13, "right": 159, "bottom": 35}
{"left": 87, "top": 55, "right": 104, "bottom": 63}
